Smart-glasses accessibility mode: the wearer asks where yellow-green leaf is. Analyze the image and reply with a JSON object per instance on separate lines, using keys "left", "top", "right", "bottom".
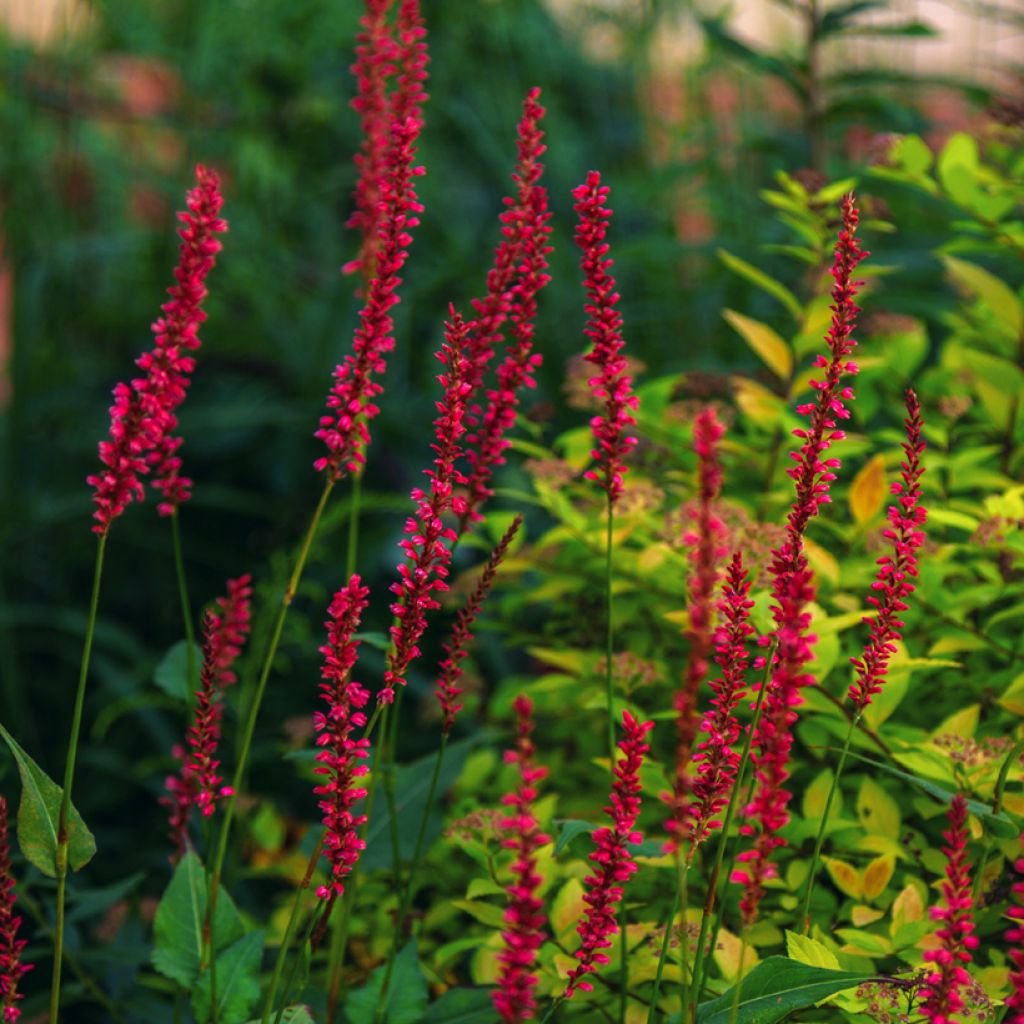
{"left": 849, "top": 455, "right": 887, "bottom": 524}
{"left": 718, "top": 249, "right": 803, "bottom": 321}
{"left": 823, "top": 857, "right": 864, "bottom": 899}
{"left": 862, "top": 854, "right": 895, "bottom": 901}
{"left": 785, "top": 930, "right": 840, "bottom": 970}
{"left": 723, "top": 309, "right": 793, "bottom": 380}
{"left": 803, "top": 768, "right": 841, "bottom": 823}
{"left": 550, "top": 878, "right": 586, "bottom": 938}
{"left": 891, "top": 883, "right": 924, "bottom": 933}
{"left": 856, "top": 777, "right": 901, "bottom": 841}
{"left": 943, "top": 255, "right": 1023, "bottom": 338}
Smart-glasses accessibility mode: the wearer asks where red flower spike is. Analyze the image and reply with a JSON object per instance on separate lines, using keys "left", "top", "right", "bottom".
{"left": 88, "top": 166, "right": 227, "bottom": 533}
{"left": 1006, "top": 835, "right": 1024, "bottom": 1023}
{"left": 379, "top": 310, "right": 472, "bottom": 704}
{"left": 667, "top": 406, "right": 729, "bottom": 846}
{"left": 684, "top": 553, "right": 755, "bottom": 853}
{"left": 571, "top": 170, "right": 639, "bottom": 506}
{"left": 317, "top": 114, "right": 426, "bottom": 481}
{"left": 920, "top": 795, "right": 978, "bottom": 1024}
{"left": 436, "top": 515, "right": 523, "bottom": 734}
{"left": 733, "top": 196, "right": 867, "bottom": 924}
{"left": 493, "top": 695, "right": 550, "bottom": 1024}
{"left": 849, "top": 389, "right": 927, "bottom": 710}
{"left": 565, "top": 712, "right": 654, "bottom": 997}
{"left": 460, "top": 92, "right": 552, "bottom": 530}
{"left": 163, "top": 575, "right": 252, "bottom": 858}
{"left": 0, "top": 797, "right": 31, "bottom": 1023}
{"left": 313, "top": 576, "right": 372, "bottom": 902}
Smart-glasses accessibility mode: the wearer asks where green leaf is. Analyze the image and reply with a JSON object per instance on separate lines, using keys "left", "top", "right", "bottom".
{"left": 0, "top": 724, "right": 96, "bottom": 877}
{"left": 717, "top": 249, "right": 804, "bottom": 321}
{"left": 420, "top": 988, "right": 499, "bottom": 1023}
{"left": 245, "top": 1009, "right": 313, "bottom": 1024}
{"left": 193, "top": 930, "right": 264, "bottom": 1024}
{"left": 891, "top": 135, "right": 933, "bottom": 175}
{"left": 937, "top": 133, "right": 980, "bottom": 207}
{"left": 345, "top": 941, "right": 428, "bottom": 1024}
{"left": 151, "top": 851, "right": 245, "bottom": 987}
{"left": 856, "top": 777, "right": 901, "bottom": 841}
{"left": 942, "top": 255, "right": 1023, "bottom": 338}
{"left": 553, "top": 818, "right": 595, "bottom": 856}
{"left": 691, "top": 957, "right": 871, "bottom": 1023}
{"left": 153, "top": 640, "right": 202, "bottom": 701}
{"left": 785, "top": 931, "right": 840, "bottom": 970}
{"left": 723, "top": 310, "right": 793, "bottom": 380}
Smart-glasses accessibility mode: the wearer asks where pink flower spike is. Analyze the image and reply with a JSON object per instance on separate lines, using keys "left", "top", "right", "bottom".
{"left": 493, "top": 695, "right": 550, "bottom": 1024}
{"left": 0, "top": 797, "right": 32, "bottom": 1023}
{"left": 920, "top": 795, "right": 978, "bottom": 1023}
{"left": 313, "top": 576, "right": 372, "bottom": 902}
{"left": 162, "top": 575, "right": 253, "bottom": 858}
{"left": 667, "top": 406, "right": 728, "bottom": 846}
{"left": 316, "top": 113, "right": 426, "bottom": 481}
{"left": 379, "top": 310, "right": 472, "bottom": 704}
{"left": 849, "top": 389, "right": 927, "bottom": 710}
{"left": 565, "top": 712, "right": 654, "bottom": 998}
{"left": 1006, "top": 834, "right": 1024, "bottom": 1023}
{"left": 460, "top": 90, "right": 552, "bottom": 531}
{"left": 685, "top": 553, "right": 755, "bottom": 854}
{"left": 436, "top": 515, "right": 523, "bottom": 734}
{"left": 572, "top": 170, "right": 639, "bottom": 506}
{"left": 88, "top": 165, "right": 227, "bottom": 533}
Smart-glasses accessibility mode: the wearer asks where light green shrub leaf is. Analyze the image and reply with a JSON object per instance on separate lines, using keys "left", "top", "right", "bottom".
{"left": 723, "top": 309, "right": 793, "bottom": 379}
{"left": 943, "top": 255, "right": 1023, "bottom": 338}
{"left": 785, "top": 931, "right": 840, "bottom": 970}
{"left": 856, "top": 777, "right": 901, "bottom": 840}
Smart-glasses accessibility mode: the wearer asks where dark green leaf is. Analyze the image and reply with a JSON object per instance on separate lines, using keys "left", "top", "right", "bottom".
{"left": 421, "top": 988, "right": 498, "bottom": 1024}
{"left": 553, "top": 819, "right": 664, "bottom": 858}
{"left": 345, "top": 941, "right": 428, "bottom": 1024}
{"left": 691, "top": 957, "right": 872, "bottom": 1023}
{"left": 245, "top": 1009, "right": 313, "bottom": 1024}
{"left": 151, "top": 851, "right": 246, "bottom": 988}
{"left": 193, "top": 930, "right": 264, "bottom": 1024}
{"left": 154, "top": 640, "right": 202, "bottom": 702}
{"left": 0, "top": 723, "right": 96, "bottom": 877}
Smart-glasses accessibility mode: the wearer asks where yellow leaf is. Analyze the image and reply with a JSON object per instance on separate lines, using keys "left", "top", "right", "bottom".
{"left": 731, "top": 376, "right": 786, "bottom": 425}
{"left": 470, "top": 933, "right": 502, "bottom": 984}
{"left": 891, "top": 883, "right": 924, "bottom": 933}
{"left": 863, "top": 854, "right": 896, "bottom": 901}
{"left": 999, "top": 673, "right": 1024, "bottom": 715}
{"left": 932, "top": 703, "right": 979, "bottom": 740}
{"left": 823, "top": 857, "right": 864, "bottom": 899}
{"left": 856, "top": 777, "right": 902, "bottom": 841}
{"left": 851, "top": 905, "right": 885, "bottom": 927}
{"left": 551, "top": 878, "right": 586, "bottom": 938}
{"left": 803, "top": 768, "right": 841, "bottom": 822}
{"left": 804, "top": 538, "right": 840, "bottom": 587}
{"left": 723, "top": 309, "right": 793, "bottom": 380}
{"left": 849, "top": 454, "right": 888, "bottom": 524}
{"left": 637, "top": 544, "right": 669, "bottom": 573}
{"left": 713, "top": 927, "right": 760, "bottom": 980}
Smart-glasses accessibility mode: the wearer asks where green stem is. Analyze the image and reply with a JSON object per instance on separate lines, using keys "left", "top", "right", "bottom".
{"left": 170, "top": 509, "right": 198, "bottom": 698}
{"left": 800, "top": 711, "right": 859, "bottom": 934}
{"left": 540, "top": 997, "right": 565, "bottom": 1024}
{"left": 693, "top": 644, "right": 774, "bottom": 1003}
{"left": 679, "top": 858, "right": 691, "bottom": 1024}
{"left": 347, "top": 471, "right": 363, "bottom": 578}
{"left": 50, "top": 532, "right": 107, "bottom": 1024}
{"left": 647, "top": 872, "right": 682, "bottom": 1024}
{"left": 206, "top": 478, "right": 334, "bottom": 1015}
{"left": 261, "top": 833, "right": 326, "bottom": 1024}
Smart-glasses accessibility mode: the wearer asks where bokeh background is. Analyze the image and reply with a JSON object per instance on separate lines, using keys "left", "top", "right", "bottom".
{"left": 0, "top": 0, "right": 1021, "bottom": 1006}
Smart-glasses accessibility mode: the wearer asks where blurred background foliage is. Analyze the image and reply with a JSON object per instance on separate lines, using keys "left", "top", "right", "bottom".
{"left": 0, "top": 0, "right": 1022, "bottom": 1017}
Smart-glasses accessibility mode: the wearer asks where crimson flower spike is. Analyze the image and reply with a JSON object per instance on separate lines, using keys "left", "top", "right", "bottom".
{"left": 849, "top": 389, "right": 927, "bottom": 710}
{"left": 920, "top": 795, "right": 978, "bottom": 1023}
{"left": 88, "top": 166, "right": 227, "bottom": 533}
{"left": 380, "top": 310, "right": 472, "bottom": 705}
{"left": 436, "top": 515, "right": 523, "bottom": 734}
{"left": 684, "top": 553, "right": 755, "bottom": 855}
{"left": 344, "top": 0, "right": 428, "bottom": 285}
{"left": 313, "top": 576, "right": 372, "bottom": 902}
{"left": 493, "top": 694, "right": 550, "bottom": 1024}
{"left": 732, "top": 195, "right": 867, "bottom": 925}
{"left": 1006, "top": 836, "right": 1024, "bottom": 1023}
{"left": 0, "top": 797, "right": 31, "bottom": 1023}
{"left": 163, "top": 575, "right": 252, "bottom": 858}
{"left": 666, "top": 406, "right": 729, "bottom": 847}
{"left": 459, "top": 94, "right": 552, "bottom": 532}
{"left": 565, "top": 712, "right": 654, "bottom": 997}
{"left": 572, "top": 170, "right": 639, "bottom": 506}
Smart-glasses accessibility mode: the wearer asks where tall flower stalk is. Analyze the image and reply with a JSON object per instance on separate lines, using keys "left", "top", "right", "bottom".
{"left": 493, "top": 695, "right": 550, "bottom": 1024}
{"left": 733, "top": 194, "right": 866, "bottom": 929}
{"left": 920, "top": 795, "right": 978, "bottom": 1023}
{"left": 800, "top": 388, "right": 927, "bottom": 929}
{"left": 0, "top": 797, "right": 31, "bottom": 1023}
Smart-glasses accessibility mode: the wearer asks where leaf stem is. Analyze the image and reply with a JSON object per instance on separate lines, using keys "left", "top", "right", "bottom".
{"left": 50, "top": 531, "right": 107, "bottom": 1024}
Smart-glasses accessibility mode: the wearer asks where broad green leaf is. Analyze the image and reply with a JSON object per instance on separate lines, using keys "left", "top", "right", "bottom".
{"left": 554, "top": 818, "right": 595, "bottom": 856}
{"left": 849, "top": 455, "right": 887, "bottom": 524}
{"left": 785, "top": 931, "right": 840, "bottom": 970}
{"left": 0, "top": 724, "right": 96, "bottom": 877}
{"left": 193, "top": 930, "right": 264, "bottom": 1024}
{"left": 856, "top": 777, "right": 901, "bottom": 841}
{"left": 943, "top": 255, "right": 1023, "bottom": 338}
{"left": 466, "top": 878, "right": 505, "bottom": 900}
{"left": 421, "top": 988, "right": 498, "bottom": 1024}
{"left": 937, "top": 133, "right": 980, "bottom": 207}
{"left": 891, "top": 135, "right": 933, "bottom": 175}
{"left": 723, "top": 309, "right": 793, "bottom": 379}
{"left": 151, "top": 851, "right": 245, "bottom": 987}
{"left": 718, "top": 249, "right": 803, "bottom": 321}
{"left": 346, "top": 941, "right": 428, "bottom": 1024}
{"left": 691, "top": 957, "right": 871, "bottom": 1023}
{"left": 153, "top": 640, "right": 202, "bottom": 701}
{"left": 245, "top": 1009, "right": 313, "bottom": 1024}
{"left": 451, "top": 899, "right": 507, "bottom": 930}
